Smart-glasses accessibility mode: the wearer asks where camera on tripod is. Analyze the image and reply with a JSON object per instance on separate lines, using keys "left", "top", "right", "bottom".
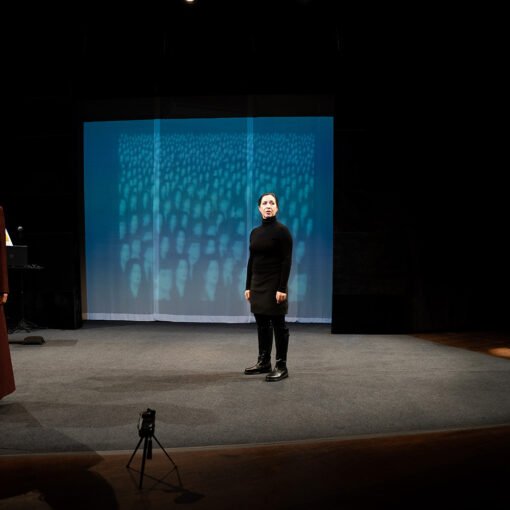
{"left": 138, "top": 408, "right": 156, "bottom": 438}
{"left": 128, "top": 407, "right": 180, "bottom": 490}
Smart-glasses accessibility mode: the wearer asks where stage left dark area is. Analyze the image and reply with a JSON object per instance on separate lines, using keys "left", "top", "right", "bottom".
{"left": 3, "top": 13, "right": 84, "bottom": 329}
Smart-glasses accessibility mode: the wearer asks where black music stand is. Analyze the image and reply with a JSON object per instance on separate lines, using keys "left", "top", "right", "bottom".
{"left": 7, "top": 245, "right": 45, "bottom": 343}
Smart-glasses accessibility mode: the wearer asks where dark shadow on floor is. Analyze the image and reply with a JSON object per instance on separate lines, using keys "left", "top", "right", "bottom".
{"left": 1, "top": 425, "right": 509, "bottom": 509}
{"left": 0, "top": 403, "right": 118, "bottom": 510}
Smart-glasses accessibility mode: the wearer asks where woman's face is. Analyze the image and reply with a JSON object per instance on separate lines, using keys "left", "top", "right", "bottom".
{"left": 206, "top": 260, "right": 219, "bottom": 285}
{"left": 120, "top": 244, "right": 130, "bottom": 267}
{"left": 130, "top": 263, "right": 142, "bottom": 288}
{"left": 160, "top": 236, "right": 170, "bottom": 258}
{"left": 176, "top": 230, "right": 186, "bottom": 250}
{"left": 188, "top": 242, "right": 200, "bottom": 264}
{"left": 176, "top": 259, "right": 188, "bottom": 284}
{"left": 258, "top": 195, "right": 278, "bottom": 219}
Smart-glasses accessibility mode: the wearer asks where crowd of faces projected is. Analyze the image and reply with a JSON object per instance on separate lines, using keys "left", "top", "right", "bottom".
{"left": 117, "top": 132, "right": 314, "bottom": 316}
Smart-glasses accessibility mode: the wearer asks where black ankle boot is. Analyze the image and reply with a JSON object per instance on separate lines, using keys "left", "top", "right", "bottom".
{"left": 245, "top": 323, "right": 273, "bottom": 375}
{"left": 265, "top": 359, "right": 288, "bottom": 381}
{"left": 244, "top": 354, "right": 272, "bottom": 375}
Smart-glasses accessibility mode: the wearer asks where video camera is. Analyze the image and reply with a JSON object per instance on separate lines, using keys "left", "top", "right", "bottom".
{"left": 138, "top": 408, "right": 156, "bottom": 438}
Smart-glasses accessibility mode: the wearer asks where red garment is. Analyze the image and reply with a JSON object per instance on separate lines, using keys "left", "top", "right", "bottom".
{"left": 0, "top": 206, "right": 15, "bottom": 399}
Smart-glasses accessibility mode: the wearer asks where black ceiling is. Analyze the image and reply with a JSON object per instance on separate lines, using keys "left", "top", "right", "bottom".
{"left": 7, "top": 1, "right": 375, "bottom": 98}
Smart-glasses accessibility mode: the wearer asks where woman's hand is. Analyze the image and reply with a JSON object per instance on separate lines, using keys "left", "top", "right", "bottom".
{"left": 276, "top": 291, "right": 287, "bottom": 304}
{"left": 244, "top": 290, "right": 251, "bottom": 301}
{"left": 1, "top": 293, "right": 8, "bottom": 305}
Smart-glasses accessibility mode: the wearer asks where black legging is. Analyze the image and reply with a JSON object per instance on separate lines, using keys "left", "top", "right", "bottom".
{"left": 254, "top": 313, "right": 285, "bottom": 331}
{"left": 254, "top": 314, "right": 289, "bottom": 362}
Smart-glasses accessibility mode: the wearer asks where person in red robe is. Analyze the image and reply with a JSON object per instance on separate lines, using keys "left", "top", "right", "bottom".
{"left": 0, "top": 205, "right": 15, "bottom": 399}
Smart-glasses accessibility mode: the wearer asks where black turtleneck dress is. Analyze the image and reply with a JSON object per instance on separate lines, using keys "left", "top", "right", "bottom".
{"left": 246, "top": 216, "right": 293, "bottom": 315}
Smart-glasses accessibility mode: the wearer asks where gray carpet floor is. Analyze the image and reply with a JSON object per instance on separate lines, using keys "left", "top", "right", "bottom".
{"left": 2, "top": 322, "right": 510, "bottom": 455}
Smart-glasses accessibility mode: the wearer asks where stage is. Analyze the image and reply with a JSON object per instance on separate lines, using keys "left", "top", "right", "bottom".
{"left": 2, "top": 322, "right": 510, "bottom": 455}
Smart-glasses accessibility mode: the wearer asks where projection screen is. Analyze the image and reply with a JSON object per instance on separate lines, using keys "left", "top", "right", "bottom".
{"left": 84, "top": 116, "right": 333, "bottom": 322}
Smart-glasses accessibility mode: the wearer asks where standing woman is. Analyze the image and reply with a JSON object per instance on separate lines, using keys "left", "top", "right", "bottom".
{"left": 244, "top": 193, "right": 293, "bottom": 382}
{"left": 0, "top": 206, "right": 15, "bottom": 399}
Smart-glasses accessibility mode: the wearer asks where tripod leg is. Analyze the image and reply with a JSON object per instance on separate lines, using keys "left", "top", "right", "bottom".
{"left": 152, "top": 435, "right": 177, "bottom": 468}
{"left": 126, "top": 436, "right": 144, "bottom": 468}
{"left": 152, "top": 435, "right": 182, "bottom": 488}
{"left": 139, "top": 437, "right": 149, "bottom": 489}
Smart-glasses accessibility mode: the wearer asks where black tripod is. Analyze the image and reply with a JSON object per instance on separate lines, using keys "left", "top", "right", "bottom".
{"left": 126, "top": 409, "right": 180, "bottom": 489}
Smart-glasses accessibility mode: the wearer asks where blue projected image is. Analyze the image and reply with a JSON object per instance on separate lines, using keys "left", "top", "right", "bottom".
{"left": 84, "top": 117, "right": 333, "bottom": 322}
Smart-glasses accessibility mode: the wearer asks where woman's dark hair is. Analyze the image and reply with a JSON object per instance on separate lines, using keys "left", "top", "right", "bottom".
{"left": 257, "top": 192, "right": 279, "bottom": 207}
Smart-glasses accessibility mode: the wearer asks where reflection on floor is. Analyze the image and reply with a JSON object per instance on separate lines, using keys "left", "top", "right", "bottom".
{"left": 414, "top": 331, "right": 510, "bottom": 359}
